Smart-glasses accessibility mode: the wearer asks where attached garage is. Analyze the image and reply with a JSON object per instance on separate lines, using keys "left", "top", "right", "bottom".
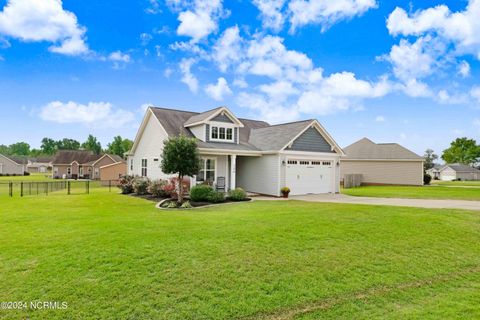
{"left": 285, "top": 159, "right": 334, "bottom": 195}
{"left": 341, "top": 138, "right": 424, "bottom": 186}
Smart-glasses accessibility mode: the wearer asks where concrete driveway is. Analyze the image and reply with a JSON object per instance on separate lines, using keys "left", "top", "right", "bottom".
{"left": 256, "top": 194, "right": 480, "bottom": 211}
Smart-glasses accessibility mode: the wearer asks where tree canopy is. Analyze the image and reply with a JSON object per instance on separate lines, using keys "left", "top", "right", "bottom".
{"left": 442, "top": 138, "right": 480, "bottom": 166}
{"left": 423, "top": 149, "right": 438, "bottom": 171}
{"left": 107, "top": 136, "right": 133, "bottom": 157}
{"left": 161, "top": 135, "right": 200, "bottom": 202}
{"left": 81, "top": 135, "right": 102, "bottom": 155}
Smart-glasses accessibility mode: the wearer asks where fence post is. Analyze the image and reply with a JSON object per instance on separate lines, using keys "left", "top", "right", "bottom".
{"left": 9, "top": 182, "right": 12, "bottom": 197}
{"left": 45, "top": 182, "right": 48, "bottom": 195}
{"left": 109, "top": 180, "right": 111, "bottom": 192}
{"left": 86, "top": 181, "right": 90, "bottom": 194}
{"left": 20, "top": 182, "right": 23, "bottom": 197}
{"left": 67, "top": 181, "right": 71, "bottom": 195}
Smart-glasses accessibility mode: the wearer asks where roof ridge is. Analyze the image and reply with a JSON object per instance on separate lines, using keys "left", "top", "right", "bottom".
{"left": 254, "top": 119, "right": 313, "bottom": 129}
{"left": 150, "top": 106, "right": 200, "bottom": 115}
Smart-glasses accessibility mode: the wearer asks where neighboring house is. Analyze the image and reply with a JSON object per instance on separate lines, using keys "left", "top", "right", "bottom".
{"left": 426, "top": 164, "right": 442, "bottom": 180}
{"left": 127, "top": 106, "right": 344, "bottom": 196}
{"left": 0, "top": 153, "right": 27, "bottom": 175}
{"left": 341, "top": 138, "right": 424, "bottom": 186}
{"left": 436, "top": 163, "right": 480, "bottom": 181}
{"left": 27, "top": 157, "right": 53, "bottom": 173}
{"left": 99, "top": 161, "right": 127, "bottom": 183}
{"left": 51, "top": 150, "right": 125, "bottom": 180}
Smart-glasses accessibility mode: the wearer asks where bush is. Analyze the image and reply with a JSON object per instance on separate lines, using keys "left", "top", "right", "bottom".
{"left": 166, "top": 201, "right": 178, "bottom": 208}
{"left": 424, "top": 173, "right": 432, "bottom": 185}
{"left": 180, "top": 201, "right": 192, "bottom": 209}
{"left": 228, "top": 188, "right": 247, "bottom": 201}
{"left": 133, "top": 178, "right": 150, "bottom": 195}
{"left": 190, "top": 184, "right": 214, "bottom": 202}
{"left": 118, "top": 175, "right": 135, "bottom": 194}
{"left": 23, "top": 171, "right": 30, "bottom": 176}
{"left": 207, "top": 191, "right": 225, "bottom": 203}
{"left": 148, "top": 179, "right": 168, "bottom": 198}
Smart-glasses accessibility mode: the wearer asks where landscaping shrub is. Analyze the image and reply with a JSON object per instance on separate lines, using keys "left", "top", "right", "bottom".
{"left": 148, "top": 179, "right": 168, "bottom": 198}
{"left": 162, "top": 179, "right": 178, "bottom": 199}
{"left": 133, "top": 178, "right": 150, "bottom": 195}
{"left": 424, "top": 174, "right": 432, "bottom": 185}
{"left": 207, "top": 191, "right": 225, "bottom": 203}
{"left": 118, "top": 175, "right": 135, "bottom": 194}
{"left": 228, "top": 188, "right": 247, "bottom": 201}
{"left": 166, "top": 201, "right": 178, "bottom": 208}
{"left": 23, "top": 171, "right": 30, "bottom": 176}
{"left": 180, "top": 201, "right": 192, "bottom": 209}
{"left": 190, "top": 185, "right": 214, "bottom": 202}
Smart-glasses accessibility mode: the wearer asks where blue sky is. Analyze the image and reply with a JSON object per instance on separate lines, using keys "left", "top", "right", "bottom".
{"left": 0, "top": 0, "right": 479, "bottom": 156}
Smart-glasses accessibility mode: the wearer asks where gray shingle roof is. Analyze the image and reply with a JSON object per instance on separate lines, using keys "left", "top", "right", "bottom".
{"left": 3, "top": 154, "right": 28, "bottom": 165}
{"left": 149, "top": 107, "right": 325, "bottom": 152}
{"left": 248, "top": 120, "right": 313, "bottom": 151}
{"left": 442, "top": 163, "right": 480, "bottom": 173}
{"left": 184, "top": 107, "right": 223, "bottom": 126}
{"left": 52, "top": 150, "right": 102, "bottom": 165}
{"left": 343, "top": 138, "right": 423, "bottom": 160}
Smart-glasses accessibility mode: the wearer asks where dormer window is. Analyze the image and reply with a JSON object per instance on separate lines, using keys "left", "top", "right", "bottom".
{"left": 211, "top": 126, "right": 234, "bottom": 142}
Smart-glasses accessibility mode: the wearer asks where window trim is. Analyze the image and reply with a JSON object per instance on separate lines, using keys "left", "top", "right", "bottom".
{"left": 197, "top": 157, "right": 217, "bottom": 184}
{"left": 141, "top": 158, "right": 148, "bottom": 177}
{"left": 210, "top": 125, "right": 235, "bottom": 142}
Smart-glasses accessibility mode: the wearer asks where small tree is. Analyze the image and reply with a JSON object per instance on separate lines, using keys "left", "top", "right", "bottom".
{"left": 442, "top": 137, "right": 480, "bottom": 166}
{"left": 423, "top": 149, "right": 438, "bottom": 171}
{"left": 161, "top": 135, "right": 200, "bottom": 203}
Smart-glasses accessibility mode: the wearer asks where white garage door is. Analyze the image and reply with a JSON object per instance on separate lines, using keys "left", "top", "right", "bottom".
{"left": 286, "top": 159, "right": 333, "bottom": 195}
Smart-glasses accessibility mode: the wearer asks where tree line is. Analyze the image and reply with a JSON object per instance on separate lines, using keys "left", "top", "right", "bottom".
{"left": 424, "top": 137, "right": 480, "bottom": 170}
{"left": 0, "top": 135, "right": 133, "bottom": 158}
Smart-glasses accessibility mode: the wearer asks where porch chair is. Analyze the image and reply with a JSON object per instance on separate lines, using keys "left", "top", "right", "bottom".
{"left": 216, "top": 177, "right": 226, "bottom": 192}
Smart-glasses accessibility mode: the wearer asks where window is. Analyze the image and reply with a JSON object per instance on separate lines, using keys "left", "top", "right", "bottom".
{"left": 323, "top": 161, "right": 332, "bottom": 166}
{"left": 287, "top": 160, "right": 297, "bottom": 165}
{"left": 311, "top": 161, "right": 321, "bottom": 165}
{"left": 67, "top": 167, "right": 71, "bottom": 175}
{"left": 300, "top": 161, "right": 310, "bottom": 165}
{"left": 141, "top": 159, "right": 147, "bottom": 177}
{"left": 130, "top": 159, "right": 133, "bottom": 171}
{"left": 210, "top": 126, "right": 234, "bottom": 142}
{"left": 212, "top": 127, "right": 219, "bottom": 139}
{"left": 197, "top": 158, "right": 216, "bottom": 183}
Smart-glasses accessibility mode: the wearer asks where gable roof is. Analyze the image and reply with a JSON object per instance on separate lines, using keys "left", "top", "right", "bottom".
{"left": 51, "top": 150, "right": 102, "bottom": 165}
{"left": 0, "top": 154, "right": 28, "bottom": 165}
{"left": 343, "top": 138, "right": 423, "bottom": 160}
{"left": 184, "top": 106, "right": 244, "bottom": 127}
{"left": 143, "top": 106, "right": 341, "bottom": 153}
{"left": 248, "top": 120, "right": 313, "bottom": 151}
{"left": 440, "top": 163, "right": 480, "bottom": 173}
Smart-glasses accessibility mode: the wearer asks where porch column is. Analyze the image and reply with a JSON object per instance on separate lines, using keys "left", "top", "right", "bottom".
{"left": 230, "top": 154, "right": 237, "bottom": 190}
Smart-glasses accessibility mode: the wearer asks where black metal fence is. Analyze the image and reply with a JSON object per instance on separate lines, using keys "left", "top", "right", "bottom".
{"left": 0, "top": 180, "right": 117, "bottom": 198}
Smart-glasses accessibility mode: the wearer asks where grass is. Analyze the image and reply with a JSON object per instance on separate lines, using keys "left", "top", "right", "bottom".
{"left": 432, "top": 180, "right": 480, "bottom": 187}
{"left": 0, "top": 173, "right": 53, "bottom": 182}
{"left": 342, "top": 185, "right": 480, "bottom": 201}
{"left": 1, "top": 191, "right": 480, "bottom": 319}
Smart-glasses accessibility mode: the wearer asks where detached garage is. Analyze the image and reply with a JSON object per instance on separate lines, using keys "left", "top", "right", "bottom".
{"left": 341, "top": 138, "right": 424, "bottom": 186}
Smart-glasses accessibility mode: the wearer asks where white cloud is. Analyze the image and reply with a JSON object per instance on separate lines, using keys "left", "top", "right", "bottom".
{"left": 436, "top": 89, "right": 468, "bottom": 104}
{"left": 205, "top": 77, "right": 232, "bottom": 101}
{"left": 176, "top": 0, "right": 224, "bottom": 42}
{"left": 470, "top": 86, "right": 480, "bottom": 103}
{"left": 213, "top": 26, "right": 243, "bottom": 72}
{"left": 236, "top": 92, "right": 299, "bottom": 123}
{"left": 400, "top": 79, "right": 432, "bottom": 98}
{"left": 39, "top": 101, "right": 135, "bottom": 128}
{"left": 387, "top": 1, "right": 480, "bottom": 58}
{"left": 0, "top": 0, "right": 88, "bottom": 55}
{"left": 179, "top": 58, "right": 199, "bottom": 93}
{"left": 259, "top": 81, "right": 299, "bottom": 101}
{"left": 108, "top": 51, "right": 131, "bottom": 63}
{"left": 288, "top": 0, "right": 377, "bottom": 32}
{"left": 145, "top": 0, "right": 161, "bottom": 14}
{"left": 375, "top": 116, "right": 385, "bottom": 122}
{"left": 252, "top": 0, "right": 286, "bottom": 31}
{"left": 140, "top": 33, "right": 153, "bottom": 46}
{"left": 233, "top": 78, "right": 248, "bottom": 88}
{"left": 458, "top": 60, "right": 471, "bottom": 77}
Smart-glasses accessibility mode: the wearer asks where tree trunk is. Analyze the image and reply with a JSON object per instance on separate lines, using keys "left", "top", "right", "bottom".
{"left": 178, "top": 174, "right": 183, "bottom": 203}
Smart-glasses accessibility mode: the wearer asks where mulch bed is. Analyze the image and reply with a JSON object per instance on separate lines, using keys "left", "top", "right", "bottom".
{"left": 127, "top": 193, "right": 252, "bottom": 208}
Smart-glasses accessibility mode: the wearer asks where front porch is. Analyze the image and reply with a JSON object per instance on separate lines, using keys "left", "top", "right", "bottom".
{"left": 191, "top": 153, "right": 257, "bottom": 192}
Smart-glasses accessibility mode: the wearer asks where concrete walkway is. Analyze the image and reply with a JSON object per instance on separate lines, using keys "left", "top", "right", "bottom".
{"left": 255, "top": 194, "right": 480, "bottom": 211}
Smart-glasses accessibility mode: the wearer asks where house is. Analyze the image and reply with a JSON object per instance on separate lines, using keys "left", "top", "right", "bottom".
{"left": 426, "top": 164, "right": 442, "bottom": 180}
{"left": 436, "top": 163, "right": 480, "bottom": 181}
{"left": 51, "top": 150, "right": 125, "bottom": 180}
{"left": 127, "top": 106, "right": 344, "bottom": 196}
{"left": 340, "top": 138, "right": 424, "bottom": 186}
{"left": 0, "top": 153, "right": 27, "bottom": 175}
{"left": 99, "top": 161, "right": 127, "bottom": 184}
{"left": 27, "top": 156, "right": 53, "bottom": 173}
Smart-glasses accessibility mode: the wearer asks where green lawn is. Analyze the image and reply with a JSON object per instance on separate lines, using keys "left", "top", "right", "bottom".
{"left": 432, "top": 180, "right": 480, "bottom": 187}
{"left": 1, "top": 191, "right": 480, "bottom": 319}
{"left": 342, "top": 185, "right": 480, "bottom": 201}
{"left": 0, "top": 173, "right": 53, "bottom": 182}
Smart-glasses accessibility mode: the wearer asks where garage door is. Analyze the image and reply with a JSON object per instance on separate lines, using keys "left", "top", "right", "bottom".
{"left": 286, "top": 159, "right": 333, "bottom": 195}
